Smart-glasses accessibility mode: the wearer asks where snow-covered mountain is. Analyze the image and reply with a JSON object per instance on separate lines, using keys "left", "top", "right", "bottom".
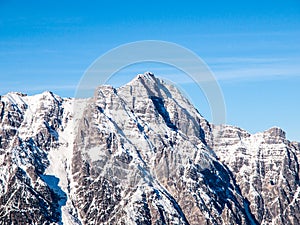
{"left": 0, "top": 72, "right": 299, "bottom": 225}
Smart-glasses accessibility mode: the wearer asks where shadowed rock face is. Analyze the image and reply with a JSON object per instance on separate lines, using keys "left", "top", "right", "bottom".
{"left": 0, "top": 73, "right": 299, "bottom": 225}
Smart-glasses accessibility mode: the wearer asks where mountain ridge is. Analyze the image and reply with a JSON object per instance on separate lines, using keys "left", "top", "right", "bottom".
{"left": 0, "top": 72, "right": 299, "bottom": 225}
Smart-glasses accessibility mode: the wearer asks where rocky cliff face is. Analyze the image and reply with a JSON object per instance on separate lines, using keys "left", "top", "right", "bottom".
{"left": 0, "top": 72, "right": 299, "bottom": 225}
{"left": 212, "top": 125, "right": 300, "bottom": 225}
{"left": 0, "top": 92, "right": 65, "bottom": 225}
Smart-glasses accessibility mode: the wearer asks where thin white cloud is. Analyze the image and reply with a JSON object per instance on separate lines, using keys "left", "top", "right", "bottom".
{"left": 208, "top": 57, "right": 300, "bottom": 81}
{"left": 103, "top": 59, "right": 300, "bottom": 86}
{"left": 214, "top": 67, "right": 300, "bottom": 81}
{"left": 206, "top": 57, "right": 290, "bottom": 64}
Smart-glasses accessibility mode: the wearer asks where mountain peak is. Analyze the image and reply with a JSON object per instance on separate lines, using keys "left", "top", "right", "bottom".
{"left": 119, "top": 72, "right": 169, "bottom": 98}
{"left": 138, "top": 71, "right": 155, "bottom": 78}
{"left": 117, "top": 72, "right": 197, "bottom": 116}
{"left": 264, "top": 126, "right": 286, "bottom": 139}
{"left": 129, "top": 71, "right": 158, "bottom": 85}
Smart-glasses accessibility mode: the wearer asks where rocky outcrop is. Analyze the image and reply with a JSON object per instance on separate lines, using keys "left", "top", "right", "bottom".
{"left": 0, "top": 92, "right": 66, "bottom": 225}
{"left": 212, "top": 125, "right": 300, "bottom": 225}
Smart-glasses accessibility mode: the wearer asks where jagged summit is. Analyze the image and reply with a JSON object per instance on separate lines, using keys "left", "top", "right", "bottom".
{"left": 136, "top": 71, "right": 156, "bottom": 79}
{"left": 95, "top": 72, "right": 171, "bottom": 99}
{"left": 119, "top": 71, "right": 174, "bottom": 97}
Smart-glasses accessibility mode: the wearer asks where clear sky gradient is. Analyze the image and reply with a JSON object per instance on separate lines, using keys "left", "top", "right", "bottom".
{"left": 1, "top": 0, "right": 299, "bottom": 140}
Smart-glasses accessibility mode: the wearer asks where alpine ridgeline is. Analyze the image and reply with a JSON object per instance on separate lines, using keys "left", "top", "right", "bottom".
{"left": 0, "top": 72, "right": 299, "bottom": 225}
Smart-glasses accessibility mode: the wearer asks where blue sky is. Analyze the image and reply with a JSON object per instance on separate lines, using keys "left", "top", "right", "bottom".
{"left": 1, "top": 0, "right": 299, "bottom": 140}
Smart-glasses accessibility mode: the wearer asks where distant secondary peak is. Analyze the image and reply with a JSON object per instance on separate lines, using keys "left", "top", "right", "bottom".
{"left": 264, "top": 127, "right": 286, "bottom": 139}
{"left": 7, "top": 92, "right": 27, "bottom": 97}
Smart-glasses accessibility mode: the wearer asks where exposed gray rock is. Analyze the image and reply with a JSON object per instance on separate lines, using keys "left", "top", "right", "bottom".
{"left": 212, "top": 124, "right": 300, "bottom": 224}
